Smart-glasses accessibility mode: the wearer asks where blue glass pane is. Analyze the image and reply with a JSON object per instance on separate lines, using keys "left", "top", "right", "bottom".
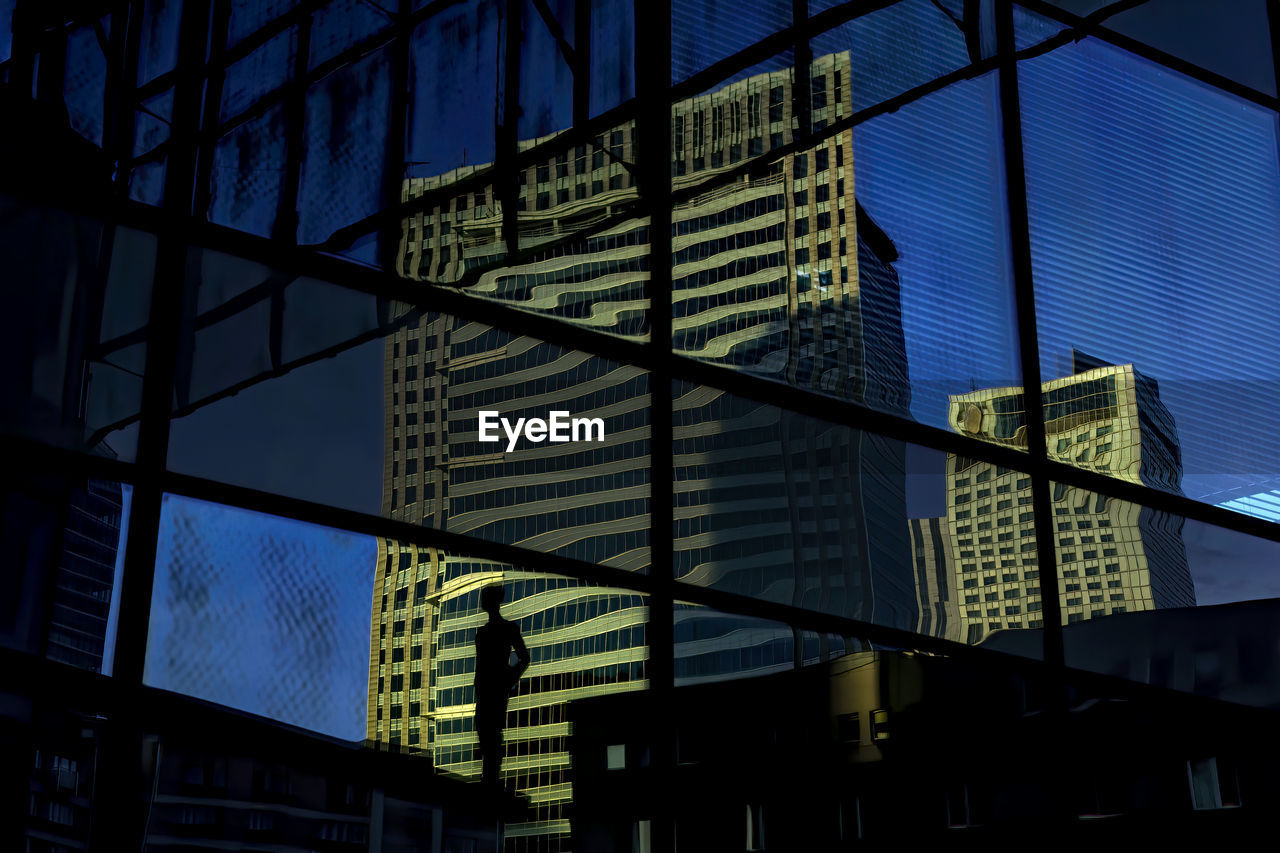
{"left": 519, "top": 0, "right": 576, "bottom": 140}
{"left": 0, "top": 0, "right": 15, "bottom": 62}
{"left": 145, "top": 494, "right": 377, "bottom": 740}
{"left": 298, "top": 46, "right": 392, "bottom": 244}
{"left": 219, "top": 24, "right": 295, "bottom": 123}
{"left": 407, "top": 1, "right": 500, "bottom": 180}
{"left": 813, "top": 0, "right": 974, "bottom": 117}
{"left": 63, "top": 24, "right": 108, "bottom": 146}
{"left": 852, "top": 72, "right": 1021, "bottom": 428}
{"left": 1021, "top": 38, "right": 1280, "bottom": 511}
{"left": 209, "top": 104, "right": 288, "bottom": 238}
{"left": 1105, "top": 0, "right": 1275, "bottom": 96}
{"left": 228, "top": 0, "right": 298, "bottom": 47}
{"left": 0, "top": 200, "right": 155, "bottom": 461}
{"left": 1012, "top": 3, "right": 1068, "bottom": 51}
{"left": 166, "top": 263, "right": 653, "bottom": 569}
{"left": 309, "top": 0, "right": 393, "bottom": 71}
{"left": 137, "top": 0, "right": 182, "bottom": 85}
{"left": 590, "top": 0, "right": 635, "bottom": 117}
{"left": 673, "top": 0, "right": 792, "bottom": 84}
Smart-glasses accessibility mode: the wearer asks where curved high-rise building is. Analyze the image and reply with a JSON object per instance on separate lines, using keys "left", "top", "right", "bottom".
{"left": 368, "top": 50, "right": 915, "bottom": 851}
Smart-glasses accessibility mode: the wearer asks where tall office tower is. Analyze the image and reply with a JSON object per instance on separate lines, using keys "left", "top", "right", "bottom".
{"left": 667, "top": 51, "right": 914, "bottom": 635}
{"left": 939, "top": 353, "right": 1193, "bottom": 644}
{"left": 370, "top": 314, "right": 653, "bottom": 849}
{"left": 370, "top": 51, "right": 915, "bottom": 850}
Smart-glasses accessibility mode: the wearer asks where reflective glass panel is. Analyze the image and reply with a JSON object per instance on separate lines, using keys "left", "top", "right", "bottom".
{"left": 0, "top": 200, "right": 155, "bottom": 462}
{"left": 148, "top": 498, "right": 649, "bottom": 849}
{"left": 671, "top": 62, "right": 1022, "bottom": 431}
{"left": 1020, "top": 36, "right": 1280, "bottom": 515}
{"left": 997, "top": 484, "right": 1280, "bottom": 710}
{"left": 673, "top": 382, "right": 1044, "bottom": 654}
{"left": 166, "top": 259, "right": 652, "bottom": 569}
{"left": 672, "top": 0, "right": 792, "bottom": 84}
{"left": 1031, "top": 0, "right": 1276, "bottom": 96}
{"left": 2, "top": 475, "right": 131, "bottom": 675}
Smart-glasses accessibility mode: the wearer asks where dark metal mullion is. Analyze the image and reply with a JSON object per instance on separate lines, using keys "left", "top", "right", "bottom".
{"left": 13, "top": 173, "right": 1279, "bottom": 543}
{"left": 996, "top": 0, "right": 1063, "bottom": 669}
{"left": 635, "top": 0, "right": 674, "bottom": 847}
{"left": 10, "top": 436, "right": 142, "bottom": 487}
{"left": 996, "top": 0, "right": 1075, "bottom": 832}
{"left": 0, "top": 433, "right": 1195, "bottom": 672}
{"left": 638, "top": 15, "right": 674, "bottom": 697}
{"left": 89, "top": 0, "right": 212, "bottom": 847}
{"left": 378, "top": 1, "right": 412, "bottom": 275}
{"left": 0, "top": 214, "right": 1275, "bottom": 549}
{"left": 102, "top": 0, "right": 143, "bottom": 201}
{"left": 1017, "top": 0, "right": 1280, "bottom": 112}
{"left": 12, "top": 177, "right": 1280, "bottom": 544}
{"left": 1271, "top": 0, "right": 1280, "bottom": 102}
{"left": 192, "top": 0, "right": 231, "bottom": 221}
{"left": 669, "top": 0, "right": 903, "bottom": 105}
{"left": 113, "top": 0, "right": 213, "bottom": 702}
{"left": 272, "top": 7, "right": 311, "bottom": 244}
{"left": 499, "top": 0, "right": 523, "bottom": 265}
{"left": 151, "top": 467, "right": 1027, "bottom": 666}
{"left": 792, "top": 0, "right": 812, "bottom": 147}
{"left": 572, "top": 0, "right": 591, "bottom": 126}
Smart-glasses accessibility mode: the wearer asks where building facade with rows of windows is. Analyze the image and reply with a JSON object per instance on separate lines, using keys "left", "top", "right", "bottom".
{"left": 368, "top": 49, "right": 921, "bottom": 852}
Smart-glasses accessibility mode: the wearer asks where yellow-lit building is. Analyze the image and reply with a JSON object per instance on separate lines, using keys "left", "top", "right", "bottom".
{"left": 917, "top": 352, "right": 1194, "bottom": 644}
{"left": 369, "top": 50, "right": 917, "bottom": 851}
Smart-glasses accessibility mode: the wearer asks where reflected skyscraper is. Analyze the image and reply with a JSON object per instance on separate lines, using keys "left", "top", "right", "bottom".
{"left": 369, "top": 51, "right": 915, "bottom": 851}
{"left": 913, "top": 352, "right": 1193, "bottom": 644}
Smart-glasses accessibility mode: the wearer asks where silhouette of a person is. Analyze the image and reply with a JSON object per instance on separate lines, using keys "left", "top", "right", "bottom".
{"left": 474, "top": 584, "right": 529, "bottom": 786}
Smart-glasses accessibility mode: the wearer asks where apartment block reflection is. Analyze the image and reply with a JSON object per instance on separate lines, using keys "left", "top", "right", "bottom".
{"left": 370, "top": 51, "right": 915, "bottom": 851}
{"left": 915, "top": 352, "right": 1193, "bottom": 644}
{"left": 2, "top": 473, "right": 124, "bottom": 674}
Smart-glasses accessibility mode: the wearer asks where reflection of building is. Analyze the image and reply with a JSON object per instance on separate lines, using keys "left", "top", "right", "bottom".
{"left": 916, "top": 353, "right": 1194, "bottom": 644}
{"left": 370, "top": 51, "right": 915, "bottom": 851}
{"left": 6, "top": 706, "right": 104, "bottom": 850}
{"left": 1, "top": 474, "right": 123, "bottom": 674}
{"left": 47, "top": 478, "right": 124, "bottom": 673}
{"left": 909, "top": 516, "right": 960, "bottom": 642}
{"left": 571, "top": 650, "right": 1271, "bottom": 848}
{"left": 367, "top": 312, "right": 653, "bottom": 847}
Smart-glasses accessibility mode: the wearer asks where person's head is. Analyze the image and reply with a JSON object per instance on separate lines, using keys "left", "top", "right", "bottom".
{"left": 480, "top": 584, "right": 505, "bottom": 615}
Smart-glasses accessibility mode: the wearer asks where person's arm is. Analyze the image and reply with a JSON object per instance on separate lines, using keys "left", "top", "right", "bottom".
{"left": 509, "top": 624, "right": 530, "bottom": 685}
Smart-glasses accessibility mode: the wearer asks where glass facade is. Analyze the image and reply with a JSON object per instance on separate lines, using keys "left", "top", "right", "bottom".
{"left": 4, "top": 1, "right": 1280, "bottom": 851}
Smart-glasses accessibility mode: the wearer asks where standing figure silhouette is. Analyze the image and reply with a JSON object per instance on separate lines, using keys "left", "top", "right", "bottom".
{"left": 474, "top": 584, "right": 529, "bottom": 787}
